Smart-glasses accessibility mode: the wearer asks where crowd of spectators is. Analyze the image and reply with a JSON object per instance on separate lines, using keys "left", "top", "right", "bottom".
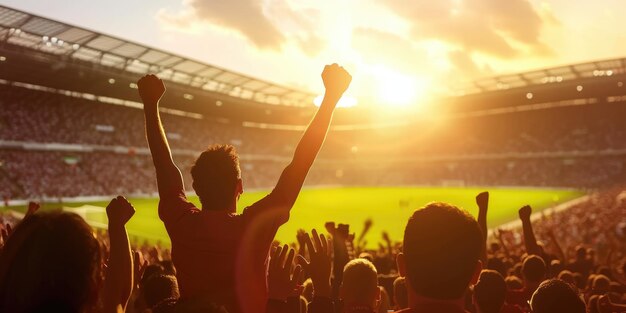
{"left": 0, "top": 186, "right": 624, "bottom": 313}
{"left": 0, "top": 66, "right": 625, "bottom": 313}
{"left": 1, "top": 84, "right": 626, "bottom": 159}
{"left": 0, "top": 149, "right": 623, "bottom": 199}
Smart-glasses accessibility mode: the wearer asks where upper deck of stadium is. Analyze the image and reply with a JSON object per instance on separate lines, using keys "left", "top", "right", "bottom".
{"left": 2, "top": 4, "right": 626, "bottom": 126}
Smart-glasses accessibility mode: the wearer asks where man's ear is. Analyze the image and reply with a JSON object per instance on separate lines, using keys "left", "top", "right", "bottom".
{"left": 470, "top": 260, "right": 483, "bottom": 285}
{"left": 236, "top": 178, "right": 243, "bottom": 195}
{"left": 375, "top": 285, "right": 381, "bottom": 301}
{"left": 397, "top": 253, "right": 407, "bottom": 277}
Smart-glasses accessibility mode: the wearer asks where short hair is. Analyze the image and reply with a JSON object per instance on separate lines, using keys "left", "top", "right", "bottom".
{"left": 592, "top": 275, "right": 610, "bottom": 294}
{"left": 522, "top": 255, "right": 546, "bottom": 283}
{"left": 557, "top": 270, "right": 575, "bottom": 286}
{"left": 393, "top": 277, "right": 408, "bottom": 310}
{"left": 191, "top": 144, "right": 241, "bottom": 210}
{"left": 0, "top": 212, "right": 103, "bottom": 312}
{"left": 143, "top": 274, "right": 180, "bottom": 308}
{"left": 474, "top": 270, "right": 506, "bottom": 313}
{"left": 530, "top": 279, "right": 585, "bottom": 313}
{"left": 402, "top": 202, "right": 482, "bottom": 300}
{"left": 342, "top": 259, "right": 379, "bottom": 303}
{"left": 505, "top": 276, "right": 523, "bottom": 290}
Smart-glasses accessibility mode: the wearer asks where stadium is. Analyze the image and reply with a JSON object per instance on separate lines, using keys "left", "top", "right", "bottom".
{"left": 0, "top": 0, "right": 626, "bottom": 313}
{"left": 0, "top": 3, "right": 625, "bottom": 313}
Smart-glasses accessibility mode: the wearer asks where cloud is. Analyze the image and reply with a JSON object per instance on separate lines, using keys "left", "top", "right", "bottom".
{"left": 158, "top": 0, "right": 325, "bottom": 54}
{"left": 381, "top": 0, "right": 557, "bottom": 59}
{"left": 351, "top": 28, "right": 427, "bottom": 71}
{"left": 351, "top": 28, "right": 493, "bottom": 81}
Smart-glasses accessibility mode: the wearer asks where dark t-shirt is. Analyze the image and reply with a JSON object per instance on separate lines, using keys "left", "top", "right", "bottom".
{"left": 159, "top": 189, "right": 289, "bottom": 313}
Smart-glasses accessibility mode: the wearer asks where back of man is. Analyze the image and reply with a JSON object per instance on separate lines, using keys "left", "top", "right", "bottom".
{"left": 138, "top": 64, "right": 353, "bottom": 313}
{"left": 160, "top": 196, "right": 285, "bottom": 313}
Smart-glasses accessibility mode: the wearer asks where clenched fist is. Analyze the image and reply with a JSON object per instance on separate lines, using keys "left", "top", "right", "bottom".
{"left": 518, "top": 205, "right": 532, "bottom": 221}
{"left": 476, "top": 191, "right": 489, "bottom": 212}
{"left": 322, "top": 64, "right": 352, "bottom": 99}
{"left": 106, "top": 196, "right": 136, "bottom": 227}
{"left": 137, "top": 74, "right": 166, "bottom": 106}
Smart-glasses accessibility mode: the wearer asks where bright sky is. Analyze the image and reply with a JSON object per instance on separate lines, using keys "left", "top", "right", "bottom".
{"left": 2, "top": 0, "right": 626, "bottom": 107}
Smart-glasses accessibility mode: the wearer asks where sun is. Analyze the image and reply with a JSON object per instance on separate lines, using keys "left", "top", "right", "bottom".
{"left": 371, "top": 66, "right": 430, "bottom": 107}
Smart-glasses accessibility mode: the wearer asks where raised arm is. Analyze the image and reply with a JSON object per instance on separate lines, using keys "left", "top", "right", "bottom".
{"left": 266, "top": 64, "right": 351, "bottom": 213}
{"left": 518, "top": 205, "right": 542, "bottom": 256}
{"left": 137, "top": 75, "right": 184, "bottom": 197}
{"left": 103, "top": 196, "right": 135, "bottom": 313}
{"left": 476, "top": 191, "right": 489, "bottom": 263}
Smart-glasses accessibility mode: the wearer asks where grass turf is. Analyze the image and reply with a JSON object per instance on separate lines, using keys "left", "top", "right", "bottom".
{"left": 3, "top": 187, "right": 583, "bottom": 247}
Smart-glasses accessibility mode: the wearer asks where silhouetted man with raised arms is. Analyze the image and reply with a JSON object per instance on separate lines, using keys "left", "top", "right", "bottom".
{"left": 137, "top": 64, "right": 352, "bottom": 313}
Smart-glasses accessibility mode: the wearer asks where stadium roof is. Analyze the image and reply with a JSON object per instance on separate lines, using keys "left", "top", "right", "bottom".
{"left": 455, "top": 57, "right": 626, "bottom": 96}
{"left": 2, "top": 5, "right": 626, "bottom": 105}
{"left": 0, "top": 5, "right": 316, "bottom": 107}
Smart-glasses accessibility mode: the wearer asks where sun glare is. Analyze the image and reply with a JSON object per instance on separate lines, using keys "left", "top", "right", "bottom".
{"left": 313, "top": 95, "right": 358, "bottom": 108}
{"left": 372, "top": 67, "right": 429, "bottom": 108}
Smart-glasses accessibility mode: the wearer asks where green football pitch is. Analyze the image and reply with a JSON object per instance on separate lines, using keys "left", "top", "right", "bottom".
{"left": 4, "top": 187, "right": 584, "bottom": 247}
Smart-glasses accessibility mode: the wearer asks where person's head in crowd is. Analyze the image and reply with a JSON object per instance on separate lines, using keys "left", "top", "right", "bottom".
{"left": 587, "top": 295, "right": 600, "bottom": 313}
{"left": 573, "top": 272, "right": 585, "bottom": 290}
{"left": 505, "top": 276, "right": 524, "bottom": 290}
{"left": 143, "top": 274, "right": 180, "bottom": 310}
{"left": 557, "top": 270, "right": 575, "bottom": 286}
{"left": 191, "top": 144, "right": 242, "bottom": 212}
{"left": 550, "top": 259, "right": 564, "bottom": 277}
{"left": 0, "top": 211, "right": 103, "bottom": 313}
{"left": 358, "top": 252, "right": 374, "bottom": 263}
{"left": 530, "top": 279, "right": 585, "bottom": 313}
{"left": 522, "top": 255, "right": 546, "bottom": 288}
{"left": 340, "top": 259, "right": 380, "bottom": 310}
{"left": 393, "top": 277, "right": 408, "bottom": 310}
{"left": 586, "top": 274, "right": 597, "bottom": 291}
{"left": 398, "top": 202, "right": 482, "bottom": 303}
{"left": 591, "top": 275, "right": 610, "bottom": 295}
{"left": 489, "top": 242, "right": 500, "bottom": 254}
{"left": 575, "top": 245, "right": 587, "bottom": 261}
{"left": 596, "top": 266, "right": 611, "bottom": 280}
{"left": 160, "top": 260, "right": 177, "bottom": 276}
{"left": 141, "top": 263, "right": 166, "bottom": 285}
{"left": 473, "top": 270, "right": 506, "bottom": 313}
{"left": 486, "top": 257, "right": 507, "bottom": 278}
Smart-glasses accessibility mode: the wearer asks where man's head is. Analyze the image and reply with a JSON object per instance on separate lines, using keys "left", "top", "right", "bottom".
{"left": 473, "top": 270, "right": 506, "bottom": 313}
{"left": 340, "top": 259, "right": 380, "bottom": 308}
{"left": 0, "top": 212, "right": 103, "bottom": 313}
{"left": 522, "top": 255, "right": 546, "bottom": 286}
{"left": 398, "top": 202, "right": 482, "bottom": 300}
{"left": 143, "top": 274, "right": 180, "bottom": 309}
{"left": 191, "top": 144, "right": 242, "bottom": 211}
{"left": 530, "top": 279, "right": 585, "bottom": 313}
{"left": 575, "top": 245, "right": 587, "bottom": 261}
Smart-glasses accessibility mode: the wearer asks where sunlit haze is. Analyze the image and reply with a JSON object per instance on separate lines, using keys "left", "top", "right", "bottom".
{"left": 3, "top": 0, "right": 626, "bottom": 108}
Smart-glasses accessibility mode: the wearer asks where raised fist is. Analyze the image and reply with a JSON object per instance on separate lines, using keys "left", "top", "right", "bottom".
{"left": 518, "top": 205, "right": 532, "bottom": 221}
{"left": 26, "top": 201, "right": 40, "bottom": 218}
{"left": 322, "top": 64, "right": 352, "bottom": 98}
{"left": 106, "top": 196, "right": 135, "bottom": 227}
{"left": 137, "top": 74, "right": 166, "bottom": 105}
{"left": 476, "top": 191, "right": 489, "bottom": 211}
